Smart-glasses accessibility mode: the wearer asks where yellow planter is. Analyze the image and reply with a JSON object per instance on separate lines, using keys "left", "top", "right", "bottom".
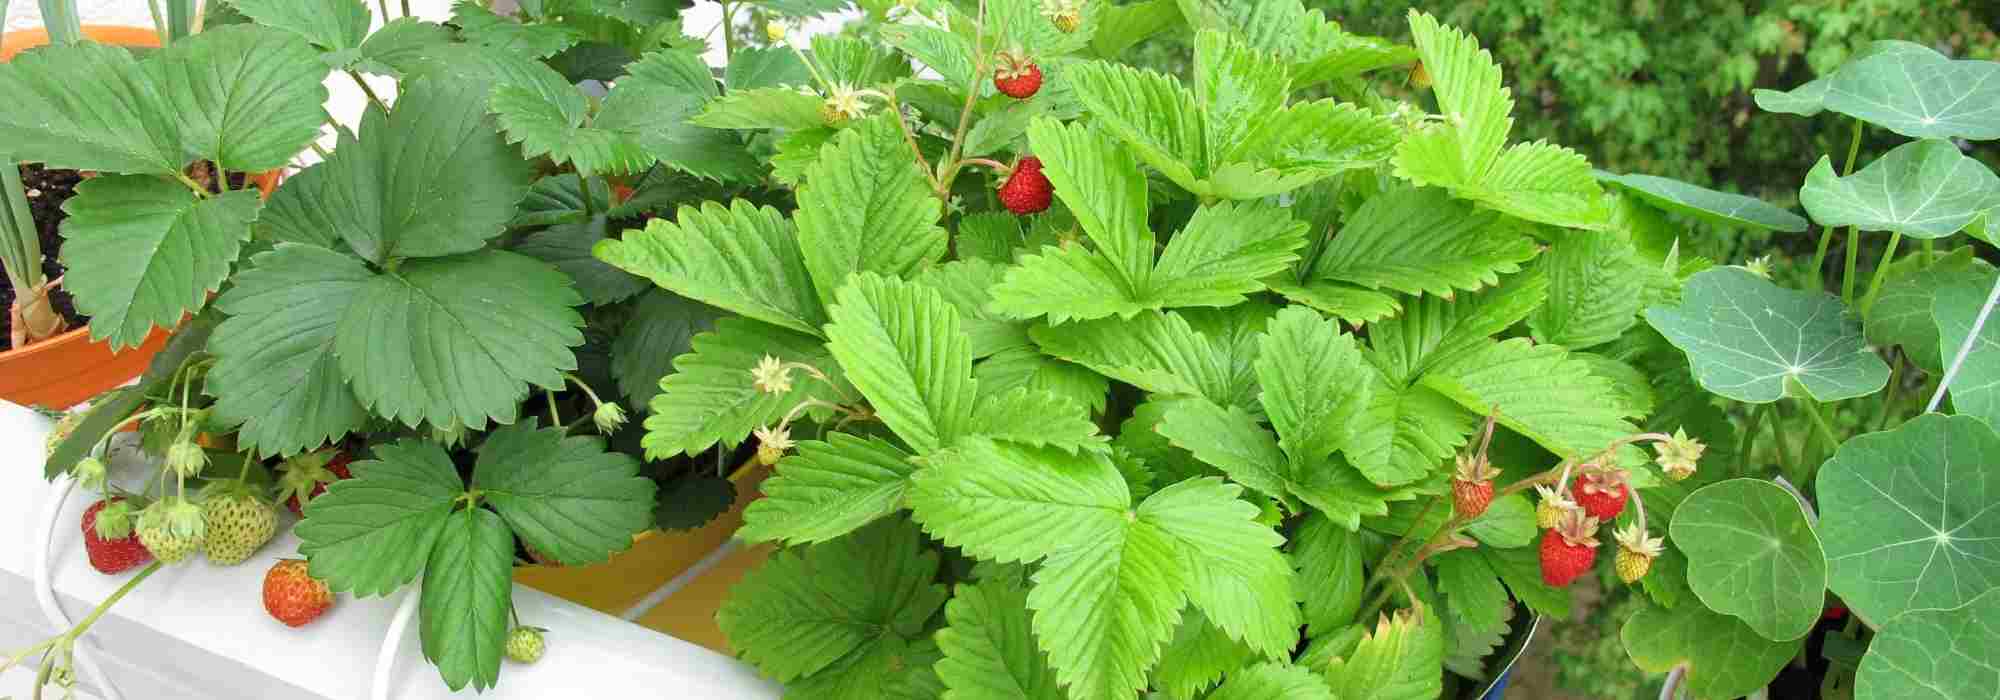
{"left": 512, "top": 461, "right": 773, "bottom": 653}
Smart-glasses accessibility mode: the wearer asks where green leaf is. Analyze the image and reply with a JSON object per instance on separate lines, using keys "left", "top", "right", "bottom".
{"left": 989, "top": 245, "right": 1152, "bottom": 324}
{"left": 610, "top": 289, "right": 721, "bottom": 408}
{"left": 975, "top": 347, "right": 1110, "bottom": 416}
{"left": 1304, "top": 187, "right": 1536, "bottom": 298}
{"left": 1646, "top": 266, "right": 1890, "bottom": 403}
{"left": 1481, "top": 545, "right": 1568, "bottom": 618}
{"left": 796, "top": 115, "right": 947, "bottom": 309}
{"left": 57, "top": 176, "right": 260, "bottom": 350}
{"left": 296, "top": 439, "right": 462, "bottom": 596}
{"left": 824, "top": 273, "right": 977, "bottom": 454}
{"left": 724, "top": 45, "right": 809, "bottom": 89}
{"left": 692, "top": 87, "right": 827, "bottom": 130}
{"left": 451, "top": 0, "right": 580, "bottom": 58}
{"left": 1365, "top": 272, "right": 1549, "bottom": 384}
{"left": 1140, "top": 478, "right": 1299, "bottom": 657}
{"left": 351, "top": 18, "right": 456, "bottom": 76}
{"left": 967, "top": 387, "right": 1108, "bottom": 455}
{"left": 1934, "top": 272, "right": 2000, "bottom": 424}
{"left": 263, "top": 77, "right": 535, "bottom": 264}
{"left": 1028, "top": 518, "right": 1186, "bottom": 700}
{"left": 1621, "top": 602, "right": 1797, "bottom": 700}
{"left": 1286, "top": 18, "right": 1417, "bottom": 85}
{"left": 1293, "top": 512, "right": 1364, "bottom": 636}
{"left": 1148, "top": 200, "right": 1309, "bottom": 308}
{"left": 1152, "top": 611, "right": 1256, "bottom": 700}
{"left": 1752, "top": 78, "right": 1828, "bottom": 117}
{"left": 1364, "top": 494, "right": 1535, "bottom": 549}
{"left": 508, "top": 173, "right": 610, "bottom": 228}
{"left": 1855, "top": 588, "right": 2000, "bottom": 700}
{"left": 207, "top": 244, "right": 373, "bottom": 456}
{"left": 1670, "top": 478, "right": 1828, "bottom": 642}
{"left": 595, "top": 200, "right": 825, "bottom": 336}
{"left": 810, "top": 34, "right": 911, "bottom": 87}
{"left": 419, "top": 507, "right": 514, "bottom": 692}
{"left": 908, "top": 438, "right": 1129, "bottom": 564}
{"left": 1317, "top": 608, "right": 1444, "bottom": 700}
{"left": 1208, "top": 662, "right": 1335, "bottom": 700}
{"left": 1433, "top": 549, "right": 1508, "bottom": 634}
{"left": 337, "top": 250, "right": 584, "bottom": 430}
{"left": 934, "top": 580, "right": 1065, "bottom": 700}
{"left": 1089, "top": 0, "right": 1180, "bottom": 59}
{"left": 1064, "top": 61, "right": 1205, "bottom": 192}
{"left": 490, "top": 83, "right": 654, "bottom": 176}
{"left": 882, "top": 23, "right": 976, "bottom": 88}
{"left": 914, "top": 260, "right": 1031, "bottom": 358}
{"left": 1212, "top": 98, "right": 1399, "bottom": 199}
{"left": 1393, "top": 13, "right": 1607, "bottom": 230}
{"left": 0, "top": 42, "right": 181, "bottom": 173}
{"left": 717, "top": 519, "right": 948, "bottom": 683}
{"left": 1597, "top": 171, "right": 1808, "bottom": 232}
{"left": 1255, "top": 306, "right": 1370, "bottom": 467}
{"left": 955, "top": 212, "right": 1028, "bottom": 265}
{"left": 1864, "top": 248, "right": 1991, "bottom": 374}
{"left": 1823, "top": 47, "right": 2000, "bottom": 140}
{"left": 1816, "top": 414, "right": 2000, "bottom": 623}
{"left": 739, "top": 433, "right": 918, "bottom": 546}
{"left": 1422, "top": 338, "right": 1638, "bottom": 459}
{"left": 640, "top": 317, "right": 843, "bottom": 458}
{"left": 470, "top": 420, "right": 653, "bottom": 565}
{"left": 1026, "top": 118, "right": 1153, "bottom": 290}
{"left": 1526, "top": 229, "right": 1644, "bottom": 349}
{"left": 515, "top": 215, "right": 648, "bottom": 304}
{"left": 1801, "top": 139, "right": 2000, "bottom": 238}
{"left": 789, "top": 635, "right": 945, "bottom": 699}
{"left": 1154, "top": 399, "right": 1291, "bottom": 507}
{"left": 227, "top": 0, "right": 372, "bottom": 52}
{"left": 152, "top": 25, "right": 331, "bottom": 173}
{"left": 1267, "top": 280, "right": 1401, "bottom": 324}
{"left": 498, "top": 49, "right": 754, "bottom": 181}
{"left": 1193, "top": 31, "right": 1290, "bottom": 165}
{"left": 1031, "top": 311, "right": 1250, "bottom": 409}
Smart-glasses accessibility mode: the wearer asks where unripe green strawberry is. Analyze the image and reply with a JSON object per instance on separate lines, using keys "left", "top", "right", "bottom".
{"left": 137, "top": 498, "right": 206, "bottom": 564}
{"left": 202, "top": 486, "right": 276, "bottom": 566}
{"left": 505, "top": 626, "right": 547, "bottom": 664}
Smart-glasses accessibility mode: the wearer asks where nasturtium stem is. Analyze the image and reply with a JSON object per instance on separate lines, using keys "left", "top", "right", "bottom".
{"left": 1738, "top": 403, "right": 1766, "bottom": 473}
{"left": 1768, "top": 401, "right": 1795, "bottom": 480}
{"left": 1810, "top": 119, "right": 1864, "bottom": 290}
{"left": 1796, "top": 395, "right": 1840, "bottom": 476}
{"left": 1877, "top": 351, "right": 1904, "bottom": 432}
{"left": 1841, "top": 227, "right": 1862, "bottom": 303}
{"left": 1858, "top": 232, "right": 1902, "bottom": 312}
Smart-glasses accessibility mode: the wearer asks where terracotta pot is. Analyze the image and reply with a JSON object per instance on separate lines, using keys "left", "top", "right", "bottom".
{"left": 0, "top": 26, "right": 284, "bottom": 410}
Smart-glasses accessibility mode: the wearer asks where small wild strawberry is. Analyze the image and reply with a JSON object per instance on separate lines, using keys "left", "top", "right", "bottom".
{"left": 993, "top": 48, "right": 1043, "bottom": 99}
{"left": 1040, "top": 0, "right": 1084, "bottom": 33}
{"left": 1450, "top": 453, "right": 1500, "bottom": 518}
{"left": 1613, "top": 522, "right": 1664, "bottom": 583}
{"left": 1653, "top": 428, "right": 1704, "bottom": 482}
{"left": 505, "top": 626, "right": 547, "bottom": 664}
{"left": 998, "top": 157, "right": 1052, "bottom": 215}
{"left": 1573, "top": 469, "right": 1630, "bottom": 520}
{"left": 82, "top": 498, "right": 152, "bottom": 574}
{"left": 1539, "top": 509, "right": 1600, "bottom": 587}
{"left": 263, "top": 559, "right": 334, "bottom": 627}
{"left": 754, "top": 424, "right": 796, "bottom": 466}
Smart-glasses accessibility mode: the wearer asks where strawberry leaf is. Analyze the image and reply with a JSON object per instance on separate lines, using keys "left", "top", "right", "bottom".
{"left": 1025, "top": 118, "right": 1154, "bottom": 290}
{"left": 716, "top": 518, "right": 947, "bottom": 684}
{"left": 1526, "top": 229, "right": 1645, "bottom": 349}
{"left": 1292, "top": 512, "right": 1365, "bottom": 637}
{"left": 913, "top": 260, "right": 1032, "bottom": 358}
{"left": 739, "top": 432, "right": 918, "bottom": 546}
{"left": 1256, "top": 306, "right": 1371, "bottom": 467}
{"left": 58, "top": 176, "right": 261, "bottom": 350}
{"left": 296, "top": 439, "right": 463, "bottom": 596}
{"left": 609, "top": 289, "right": 720, "bottom": 409}
{"left": 596, "top": 200, "right": 826, "bottom": 336}
{"left": 1139, "top": 478, "right": 1299, "bottom": 657}
{"left": 471, "top": 420, "right": 656, "bottom": 566}
{"left": 1303, "top": 187, "right": 1537, "bottom": 299}
{"left": 207, "top": 244, "right": 373, "bottom": 457}
{"left": 795, "top": 115, "right": 947, "bottom": 309}
{"left": 419, "top": 507, "right": 514, "bottom": 692}
{"left": 934, "top": 580, "right": 1067, "bottom": 700}
{"left": 1147, "top": 200, "right": 1309, "bottom": 309}
{"left": 824, "top": 273, "right": 978, "bottom": 454}
{"left": 0, "top": 43, "right": 183, "bottom": 174}
{"left": 336, "top": 250, "right": 585, "bottom": 431}
{"left": 1317, "top": 608, "right": 1445, "bottom": 700}
{"left": 1030, "top": 310, "right": 1256, "bottom": 410}
{"left": 1151, "top": 610, "right": 1256, "bottom": 700}
{"left": 1209, "top": 662, "right": 1336, "bottom": 700}
{"left": 638, "top": 317, "right": 845, "bottom": 459}
{"left": 152, "top": 25, "right": 332, "bottom": 173}
{"left": 450, "top": 0, "right": 580, "bottom": 58}
{"left": 975, "top": 347, "right": 1111, "bottom": 416}
{"left": 1421, "top": 338, "right": 1641, "bottom": 459}
{"left": 967, "top": 387, "right": 1110, "bottom": 455}
{"left": 227, "top": 0, "right": 372, "bottom": 53}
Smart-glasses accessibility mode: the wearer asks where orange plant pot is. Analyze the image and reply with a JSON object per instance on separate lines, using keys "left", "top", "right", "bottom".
{"left": 0, "top": 26, "right": 284, "bottom": 410}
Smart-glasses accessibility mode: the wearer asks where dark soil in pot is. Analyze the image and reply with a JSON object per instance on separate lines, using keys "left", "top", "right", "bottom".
{"left": 1, "top": 163, "right": 248, "bottom": 342}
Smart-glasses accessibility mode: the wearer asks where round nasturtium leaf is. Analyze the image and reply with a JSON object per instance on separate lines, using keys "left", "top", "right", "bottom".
{"left": 1645, "top": 267, "right": 1889, "bottom": 403}
{"left": 1751, "top": 40, "right": 1939, "bottom": 118}
{"left": 1817, "top": 414, "right": 2000, "bottom": 624}
{"left": 1855, "top": 588, "right": 2000, "bottom": 700}
{"left": 1823, "top": 46, "right": 2000, "bottom": 140}
{"left": 1596, "top": 171, "right": 1808, "bottom": 232}
{"left": 1621, "top": 602, "right": 1798, "bottom": 700}
{"left": 1800, "top": 139, "right": 2000, "bottom": 239}
{"left": 1670, "top": 478, "right": 1828, "bottom": 642}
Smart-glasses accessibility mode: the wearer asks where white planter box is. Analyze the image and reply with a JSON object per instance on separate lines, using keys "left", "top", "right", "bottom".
{"left": 0, "top": 402, "right": 781, "bottom": 699}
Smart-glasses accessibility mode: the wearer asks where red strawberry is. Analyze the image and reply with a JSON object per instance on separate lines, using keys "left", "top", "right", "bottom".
{"left": 1823, "top": 606, "right": 1848, "bottom": 621}
{"left": 82, "top": 498, "right": 152, "bottom": 575}
{"left": 1450, "top": 453, "right": 1500, "bottom": 518}
{"left": 1539, "top": 510, "right": 1601, "bottom": 587}
{"left": 998, "top": 158, "right": 1052, "bottom": 215}
{"left": 264, "top": 559, "right": 334, "bottom": 627}
{"left": 1573, "top": 470, "right": 1630, "bottom": 520}
{"left": 993, "top": 48, "right": 1042, "bottom": 99}
{"left": 280, "top": 450, "right": 354, "bottom": 517}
